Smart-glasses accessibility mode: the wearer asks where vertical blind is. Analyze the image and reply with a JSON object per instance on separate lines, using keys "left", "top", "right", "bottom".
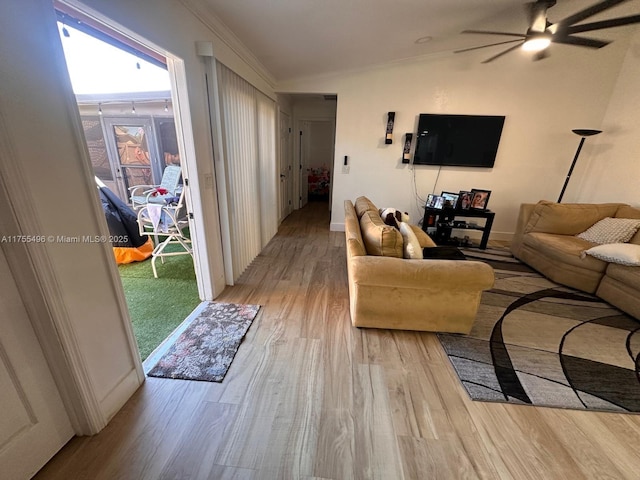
{"left": 216, "top": 63, "right": 277, "bottom": 281}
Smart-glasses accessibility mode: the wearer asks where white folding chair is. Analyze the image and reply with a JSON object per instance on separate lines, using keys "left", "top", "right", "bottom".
{"left": 129, "top": 165, "right": 182, "bottom": 210}
{"left": 136, "top": 189, "right": 193, "bottom": 278}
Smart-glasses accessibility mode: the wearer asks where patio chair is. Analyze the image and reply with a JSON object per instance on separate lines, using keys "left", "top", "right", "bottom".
{"left": 129, "top": 165, "right": 182, "bottom": 210}
{"left": 136, "top": 188, "right": 193, "bottom": 278}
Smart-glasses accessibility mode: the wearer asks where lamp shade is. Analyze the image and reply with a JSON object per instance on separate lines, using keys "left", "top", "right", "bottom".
{"left": 572, "top": 129, "right": 602, "bottom": 137}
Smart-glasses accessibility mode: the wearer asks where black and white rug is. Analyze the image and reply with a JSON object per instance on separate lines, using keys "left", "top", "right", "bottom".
{"left": 438, "top": 248, "right": 640, "bottom": 413}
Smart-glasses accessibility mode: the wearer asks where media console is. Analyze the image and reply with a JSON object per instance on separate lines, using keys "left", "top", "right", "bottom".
{"left": 422, "top": 207, "right": 495, "bottom": 250}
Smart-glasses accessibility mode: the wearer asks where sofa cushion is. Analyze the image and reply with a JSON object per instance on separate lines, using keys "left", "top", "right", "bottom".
{"left": 354, "top": 196, "right": 378, "bottom": 218}
{"left": 398, "top": 222, "right": 423, "bottom": 259}
{"left": 411, "top": 225, "right": 437, "bottom": 248}
{"left": 525, "top": 200, "right": 622, "bottom": 236}
{"left": 584, "top": 243, "right": 640, "bottom": 266}
{"left": 523, "top": 232, "right": 607, "bottom": 272}
{"left": 604, "top": 262, "right": 640, "bottom": 285}
{"left": 359, "top": 210, "right": 403, "bottom": 257}
{"left": 576, "top": 217, "right": 640, "bottom": 244}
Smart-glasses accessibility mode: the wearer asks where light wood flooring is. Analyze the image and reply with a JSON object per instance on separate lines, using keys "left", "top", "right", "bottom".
{"left": 36, "top": 202, "right": 640, "bottom": 479}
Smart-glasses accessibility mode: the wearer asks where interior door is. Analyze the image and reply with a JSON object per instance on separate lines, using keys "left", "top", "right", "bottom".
{"left": 0, "top": 247, "right": 74, "bottom": 479}
{"left": 299, "top": 122, "right": 309, "bottom": 208}
{"left": 279, "top": 112, "right": 293, "bottom": 221}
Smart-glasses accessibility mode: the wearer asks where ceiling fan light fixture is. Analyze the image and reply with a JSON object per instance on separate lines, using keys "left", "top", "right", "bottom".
{"left": 522, "top": 34, "right": 552, "bottom": 52}
{"left": 522, "top": 33, "right": 551, "bottom": 52}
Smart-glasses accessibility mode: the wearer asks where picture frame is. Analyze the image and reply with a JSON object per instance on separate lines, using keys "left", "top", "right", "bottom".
{"left": 426, "top": 193, "right": 445, "bottom": 210}
{"left": 470, "top": 189, "right": 491, "bottom": 210}
{"left": 458, "top": 191, "right": 473, "bottom": 210}
{"left": 440, "top": 191, "right": 459, "bottom": 210}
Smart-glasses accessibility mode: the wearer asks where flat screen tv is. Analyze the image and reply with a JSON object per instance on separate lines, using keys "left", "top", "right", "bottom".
{"left": 413, "top": 114, "right": 505, "bottom": 168}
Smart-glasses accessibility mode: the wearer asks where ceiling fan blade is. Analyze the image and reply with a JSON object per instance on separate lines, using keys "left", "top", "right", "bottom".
{"left": 482, "top": 43, "right": 524, "bottom": 63}
{"left": 564, "top": 14, "right": 640, "bottom": 35}
{"left": 556, "top": 0, "right": 627, "bottom": 28}
{"left": 454, "top": 39, "right": 524, "bottom": 54}
{"left": 461, "top": 29, "right": 526, "bottom": 38}
{"left": 552, "top": 35, "right": 611, "bottom": 48}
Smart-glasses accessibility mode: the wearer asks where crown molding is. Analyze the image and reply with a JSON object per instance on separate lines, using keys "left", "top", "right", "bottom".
{"left": 179, "top": 0, "right": 277, "bottom": 88}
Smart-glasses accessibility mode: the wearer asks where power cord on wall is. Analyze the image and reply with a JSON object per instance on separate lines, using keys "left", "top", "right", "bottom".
{"left": 411, "top": 162, "right": 443, "bottom": 226}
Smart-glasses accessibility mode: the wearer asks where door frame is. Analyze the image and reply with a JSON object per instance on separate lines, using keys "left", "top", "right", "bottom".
{"left": 101, "top": 115, "right": 162, "bottom": 200}
{"left": 0, "top": 0, "right": 223, "bottom": 435}
{"left": 295, "top": 118, "right": 336, "bottom": 209}
{"left": 278, "top": 109, "right": 293, "bottom": 222}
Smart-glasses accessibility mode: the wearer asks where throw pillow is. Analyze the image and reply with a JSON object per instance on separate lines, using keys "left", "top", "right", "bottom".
{"left": 576, "top": 217, "right": 640, "bottom": 244}
{"left": 398, "top": 221, "right": 423, "bottom": 259}
{"left": 582, "top": 243, "right": 640, "bottom": 266}
{"left": 359, "top": 211, "right": 404, "bottom": 257}
{"left": 354, "top": 196, "right": 378, "bottom": 218}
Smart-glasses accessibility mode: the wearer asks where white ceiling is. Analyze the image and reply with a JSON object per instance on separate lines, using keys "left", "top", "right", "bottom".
{"left": 194, "top": 0, "right": 640, "bottom": 81}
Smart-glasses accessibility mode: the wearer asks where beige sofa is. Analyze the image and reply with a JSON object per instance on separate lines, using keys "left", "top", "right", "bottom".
{"left": 510, "top": 200, "right": 640, "bottom": 319}
{"left": 344, "top": 197, "right": 494, "bottom": 333}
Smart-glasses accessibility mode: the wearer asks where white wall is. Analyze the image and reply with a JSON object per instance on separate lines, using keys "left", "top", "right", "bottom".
{"left": 577, "top": 29, "right": 640, "bottom": 207}
{"left": 0, "top": 0, "right": 143, "bottom": 429}
{"left": 292, "top": 96, "right": 337, "bottom": 172}
{"left": 279, "top": 40, "right": 632, "bottom": 237}
{"left": 305, "top": 121, "right": 335, "bottom": 170}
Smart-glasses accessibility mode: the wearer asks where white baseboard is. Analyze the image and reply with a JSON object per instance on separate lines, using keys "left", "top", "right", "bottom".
{"left": 330, "top": 222, "right": 345, "bottom": 232}
{"left": 100, "top": 368, "right": 144, "bottom": 424}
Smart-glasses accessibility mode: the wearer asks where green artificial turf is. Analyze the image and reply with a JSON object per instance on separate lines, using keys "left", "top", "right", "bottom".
{"left": 118, "top": 249, "right": 199, "bottom": 361}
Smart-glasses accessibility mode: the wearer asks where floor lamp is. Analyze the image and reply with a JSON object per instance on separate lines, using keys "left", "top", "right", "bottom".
{"left": 557, "top": 129, "right": 602, "bottom": 203}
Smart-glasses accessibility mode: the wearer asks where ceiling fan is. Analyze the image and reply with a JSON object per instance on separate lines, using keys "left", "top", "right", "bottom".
{"left": 455, "top": 0, "right": 640, "bottom": 63}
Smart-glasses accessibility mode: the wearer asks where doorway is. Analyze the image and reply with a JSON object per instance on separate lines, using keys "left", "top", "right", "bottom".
{"left": 56, "top": 8, "right": 202, "bottom": 361}
{"left": 299, "top": 119, "right": 336, "bottom": 207}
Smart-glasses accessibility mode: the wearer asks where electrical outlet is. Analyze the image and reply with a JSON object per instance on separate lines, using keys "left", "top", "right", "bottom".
{"left": 342, "top": 165, "right": 350, "bottom": 174}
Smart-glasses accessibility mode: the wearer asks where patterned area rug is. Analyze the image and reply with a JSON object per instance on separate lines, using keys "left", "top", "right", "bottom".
{"left": 147, "top": 302, "right": 260, "bottom": 382}
{"left": 438, "top": 248, "right": 640, "bottom": 413}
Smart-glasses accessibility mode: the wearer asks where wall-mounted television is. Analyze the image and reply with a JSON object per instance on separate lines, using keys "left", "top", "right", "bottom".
{"left": 413, "top": 114, "right": 505, "bottom": 168}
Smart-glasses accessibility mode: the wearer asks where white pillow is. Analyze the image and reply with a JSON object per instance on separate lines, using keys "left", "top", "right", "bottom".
{"left": 582, "top": 243, "right": 640, "bottom": 266}
{"left": 398, "top": 221, "right": 423, "bottom": 259}
{"left": 576, "top": 217, "right": 640, "bottom": 244}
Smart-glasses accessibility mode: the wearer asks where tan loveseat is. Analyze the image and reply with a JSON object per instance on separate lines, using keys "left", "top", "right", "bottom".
{"left": 344, "top": 197, "right": 494, "bottom": 333}
{"left": 510, "top": 200, "right": 640, "bottom": 319}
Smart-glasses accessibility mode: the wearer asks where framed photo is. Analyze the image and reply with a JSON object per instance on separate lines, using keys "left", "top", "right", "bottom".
{"left": 470, "top": 189, "right": 491, "bottom": 210}
{"left": 440, "top": 191, "right": 459, "bottom": 210}
{"left": 426, "top": 194, "right": 445, "bottom": 210}
{"left": 458, "top": 191, "right": 473, "bottom": 210}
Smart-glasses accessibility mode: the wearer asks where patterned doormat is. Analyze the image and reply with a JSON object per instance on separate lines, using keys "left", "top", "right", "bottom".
{"left": 147, "top": 302, "right": 260, "bottom": 382}
{"left": 438, "top": 248, "right": 640, "bottom": 413}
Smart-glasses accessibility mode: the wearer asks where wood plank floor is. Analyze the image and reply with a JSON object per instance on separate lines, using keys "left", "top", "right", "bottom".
{"left": 36, "top": 201, "right": 640, "bottom": 479}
